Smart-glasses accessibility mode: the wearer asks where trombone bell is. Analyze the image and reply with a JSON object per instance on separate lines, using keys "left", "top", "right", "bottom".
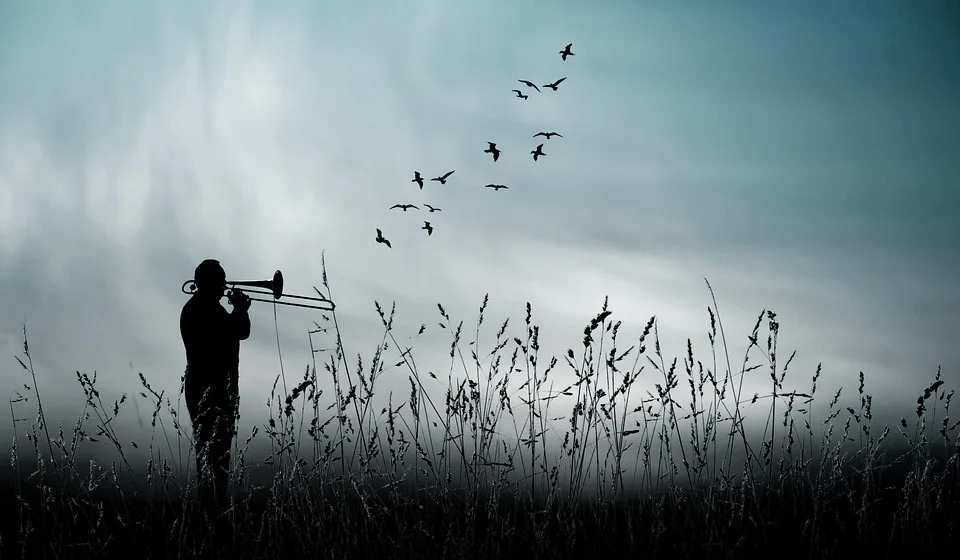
{"left": 226, "top": 270, "right": 284, "bottom": 299}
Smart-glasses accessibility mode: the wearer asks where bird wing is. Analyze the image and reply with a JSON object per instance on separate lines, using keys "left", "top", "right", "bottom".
{"left": 442, "top": 170, "right": 454, "bottom": 179}
{"left": 488, "top": 142, "right": 496, "bottom": 149}
{"left": 409, "top": 205, "right": 419, "bottom": 209}
{"left": 534, "top": 132, "right": 546, "bottom": 138}
{"left": 390, "top": 205, "right": 401, "bottom": 209}
{"left": 377, "top": 228, "right": 383, "bottom": 236}
{"left": 556, "top": 77, "right": 567, "bottom": 85}
{"left": 565, "top": 43, "right": 573, "bottom": 50}
{"left": 555, "top": 133, "right": 563, "bottom": 137}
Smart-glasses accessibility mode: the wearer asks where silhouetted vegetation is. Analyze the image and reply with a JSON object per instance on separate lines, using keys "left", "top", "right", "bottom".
{"left": 3, "top": 262, "right": 958, "bottom": 558}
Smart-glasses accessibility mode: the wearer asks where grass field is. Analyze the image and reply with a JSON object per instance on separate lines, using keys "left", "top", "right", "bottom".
{"left": 3, "top": 268, "right": 958, "bottom": 558}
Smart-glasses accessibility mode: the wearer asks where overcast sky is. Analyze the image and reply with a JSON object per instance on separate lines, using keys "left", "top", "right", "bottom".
{"left": 1, "top": 0, "right": 958, "bottom": 470}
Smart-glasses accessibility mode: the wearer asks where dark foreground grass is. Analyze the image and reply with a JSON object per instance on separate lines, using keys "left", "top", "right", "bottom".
{"left": 3, "top": 264, "right": 958, "bottom": 558}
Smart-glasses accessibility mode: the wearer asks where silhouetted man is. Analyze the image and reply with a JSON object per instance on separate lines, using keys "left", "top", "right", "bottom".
{"left": 180, "top": 259, "right": 251, "bottom": 515}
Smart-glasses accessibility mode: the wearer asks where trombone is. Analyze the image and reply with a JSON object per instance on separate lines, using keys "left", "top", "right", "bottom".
{"left": 181, "top": 270, "right": 335, "bottom": 311}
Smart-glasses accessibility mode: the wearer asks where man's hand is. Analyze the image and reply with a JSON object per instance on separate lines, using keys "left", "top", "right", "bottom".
{"left": 227, "top": 289, "right": 252, "bottom": 312}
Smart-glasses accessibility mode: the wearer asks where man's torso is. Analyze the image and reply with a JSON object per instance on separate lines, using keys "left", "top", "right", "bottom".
{"left": 181, "top": 296, "right": 241, "bottom": 381}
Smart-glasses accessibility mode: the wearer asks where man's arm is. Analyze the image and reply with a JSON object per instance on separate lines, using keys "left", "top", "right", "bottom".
{"left": 226, "top": 291, "right": 251, "bottom": 341}
{"left": 231, "top": 306, "right": 251, "bottom": 341}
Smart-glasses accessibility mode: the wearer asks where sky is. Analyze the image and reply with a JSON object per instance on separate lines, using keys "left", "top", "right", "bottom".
{"left": 1, "top": 0, "right": 959, "bottom": 482}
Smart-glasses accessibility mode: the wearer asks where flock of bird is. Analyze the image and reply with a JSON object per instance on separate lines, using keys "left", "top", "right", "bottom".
{"left": 376, "top": 42, "right": 576, "bottom": 249}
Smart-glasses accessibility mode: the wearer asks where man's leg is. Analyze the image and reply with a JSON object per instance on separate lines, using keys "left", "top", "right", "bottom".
{"left": 209, "top": 381, "right": 238, "bottom": 510}
{"left": 186, "top": 381, "right": 217, "bottom": 512}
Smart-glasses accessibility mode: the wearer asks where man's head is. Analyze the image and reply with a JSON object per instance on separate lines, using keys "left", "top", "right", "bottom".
{"left": 194, "top": 259, "right": 226, "bottom": 299}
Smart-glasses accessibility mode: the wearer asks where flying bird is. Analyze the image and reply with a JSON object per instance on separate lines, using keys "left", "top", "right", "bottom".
{"left": 412, "top": 171, "right": 424, "bottom": 189}
{"left": 543, "top": 77, "right": 567, "bottom": 91}
{"left": 422, "top": 221, "right": 433, "bottom": 235}
{"left": 560, "top": 43, "right": 575, "bottom": 61}
{"left": 484, "top": 142, "right": 501, "bottom": 162}
{"left": 375, "top": 229, "right": 391, "bottom": 248}
{"left": 531, "top": 144, "right": 546, "bottom": 161}
{"left": 511, "top": 89, "right": 528, "bottom": 99}
{"left": 533, "top": 132, "right": 563, "bottom": 139}
{"left": 390, "top": 204, "right": 419, "bottom": 211}
{"left": 518, "top": 79, "right": 541, "bottom": 93}
{"left": 485, "top": 184, "right": 508, "bottom": 191}
{"left": 431, "top": 170, "right": 455, "bottom": 184}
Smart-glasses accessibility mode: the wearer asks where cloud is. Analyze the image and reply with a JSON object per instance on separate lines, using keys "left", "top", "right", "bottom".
{"left": 1, "top": 0, "right": 958, "bottom": 463}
